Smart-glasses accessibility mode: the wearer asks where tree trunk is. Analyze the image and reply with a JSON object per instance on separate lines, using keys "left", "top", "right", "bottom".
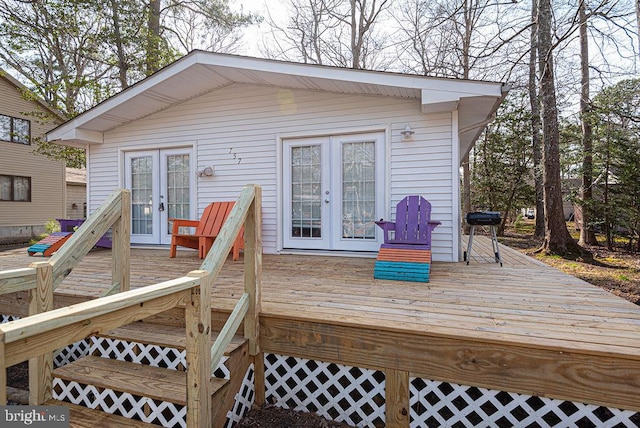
{"left": 110, "top": 0, "right": 129, "bottom": 89}
{"left": 146, "top": 0, "right": 161, "bottom": 76}
{"left": 537, "top": 0, "right": 580, "bottom": 255}
{"left": 529, "top": 0, "right": 545, "bottom": 238}
{"left": 578, "top": 0, "right": 598, "bottom": 246}
{"left": 462, "top": 153, "right": 471, "bottom": 234}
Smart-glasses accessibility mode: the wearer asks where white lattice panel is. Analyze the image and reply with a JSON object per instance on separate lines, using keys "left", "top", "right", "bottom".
{"left": 0, "top": 314, "right": 18, "bottom": 323}
{"left": 410, "top": 377, "right": 640, "bottom": 428}
{"left": 224, "top": 364, "right": 256, "bottom": 428}
{"left": 90, "top": 336, "right": 229, "bottom": 378}
{"left": 54, "top": 340, "right": 91, "bottom": 367}
{"left": 53, "top": 378, "right": 186, "bottom": 427}
{"left": 264, "top": 353, "right": 385, "bottom": 427}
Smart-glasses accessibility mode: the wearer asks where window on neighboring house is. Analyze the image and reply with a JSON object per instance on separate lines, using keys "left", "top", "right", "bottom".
{"left": 0, "top": 175, "right": 31, "bottom": 201}
{"left": 0, "top": 114, "right": 31, "bottom": 144}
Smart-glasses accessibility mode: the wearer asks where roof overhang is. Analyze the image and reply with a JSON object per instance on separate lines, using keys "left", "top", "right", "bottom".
{"left": 47, "top": 51, "right": 508, "bottom": 149}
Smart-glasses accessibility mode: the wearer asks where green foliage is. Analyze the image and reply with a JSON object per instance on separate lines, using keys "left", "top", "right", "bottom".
{"left": 32, "top": 137, "right": 86, "bottom": 168}
{"left": 470, "top": 93, "right": 535, "bottom": 232}
{"left": 586, "top": 78, "right": 640, "bottom": 250}
{"left": 44, "top": 219, "right": 61, "bottom": 234}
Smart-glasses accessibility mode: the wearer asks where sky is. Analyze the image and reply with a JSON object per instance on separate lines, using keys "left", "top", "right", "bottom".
{"left": 232, "top": 0, "right": 289, "bottom": 56}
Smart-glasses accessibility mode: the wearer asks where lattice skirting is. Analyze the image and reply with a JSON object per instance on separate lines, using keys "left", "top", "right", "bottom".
{"left": 89, "top": 336, "right": 230, "bottom": 379}
{"left": 225, "top": 364, "right": 256, "bottom": 428}
{"left": 264, "top": 353, "right": 386, "bottom": 427}
{"left": 263, "top": 353, "right": 640, "bottom": 428}
{"left": 53, "top": 362, "right": 255, "bottom": 428}
{"left": 410, "top": 377, "right": 640, "bottom": 428}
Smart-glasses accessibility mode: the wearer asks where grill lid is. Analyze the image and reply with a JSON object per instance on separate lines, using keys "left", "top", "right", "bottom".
{"left": 466, "top": 211, "right": 501, "bottom": 226}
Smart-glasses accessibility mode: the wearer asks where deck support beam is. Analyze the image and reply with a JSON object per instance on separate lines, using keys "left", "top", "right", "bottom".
{"left": 385, "top": 368, "right": 410, "bottom": 427}
{"left": 260, "top": 316, "right": 640, "bottom": 413}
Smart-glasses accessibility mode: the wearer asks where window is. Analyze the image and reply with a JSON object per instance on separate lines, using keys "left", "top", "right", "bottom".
{"left": 0, "top": 114, "right": 31, "bottom": 144}
{"left": 0, "top": 175, "right": 31, "bottom": 201}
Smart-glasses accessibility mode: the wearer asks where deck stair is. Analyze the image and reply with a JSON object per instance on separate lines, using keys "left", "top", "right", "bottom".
{"left": 52, "top": 321, "right": 249, "bottom": 427}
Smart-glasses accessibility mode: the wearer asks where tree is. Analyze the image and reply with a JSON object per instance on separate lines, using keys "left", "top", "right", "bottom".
{"left": 0, "top": 0, "right": 111, "bottom": 116}
{"left": 262, "top": 0, "right": 391, "bottom": 69}
{"left": 537, "top": 0, "right": 580, "bottom": 255}
{"left": 590, "top": 79, "right": 640, "bottom": 251}
{"left": 578, "top": 0, "right": 599, "bottom": 246}
{"left": 0, "top": 0, "right": 258, "bottom": 166}
{"left": 529, "top": 0, "right": 545, "bottom": 238}
{"left": 471, "top": 98, "right": 535, "bottom": 234}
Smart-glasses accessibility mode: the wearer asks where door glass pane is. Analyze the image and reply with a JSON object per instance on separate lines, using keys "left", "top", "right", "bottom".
{"left": 131, "top": 156, "right": 153, "bottom": 235}
{"left": 342, "top": 141, "right": 376, "bottom": 240}
{"left": 291, "top": 145, "right": 322, "bottom": 238}
{"left": 166, "top": 154, "right": 190, "bottom": 234}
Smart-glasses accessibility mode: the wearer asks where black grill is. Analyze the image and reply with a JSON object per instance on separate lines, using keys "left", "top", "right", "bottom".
{"left": 466, "top": 211, "right": 501, "bottom": 226}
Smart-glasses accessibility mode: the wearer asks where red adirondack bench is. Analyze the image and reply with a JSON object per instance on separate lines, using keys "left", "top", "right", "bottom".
{"left": 374, "top": 196, "right": 440, "bottom": 282}
{"left": 169, "top": 201, "right": 243, "bottom": 261}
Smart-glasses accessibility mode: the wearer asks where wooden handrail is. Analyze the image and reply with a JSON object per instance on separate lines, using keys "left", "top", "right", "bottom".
{"left": 0, "top": 188, "right": 131, "bottom": 301}
{"left": 0, "top": 275, "right": 200, "bottom": 363}
{"left": 0, "top": 268, "right": 36, "bottom": 294}
{"left": 50, "top": 188, "right": 131, "bottom": 292}
{"left": 211, "top": 292, "right": 249, "bottom": 375}
{"left": 202, "top": 184, "right": 262, "bottom": 379}
{"left": 0, "top": 184, "right": 261, "bottom": 428}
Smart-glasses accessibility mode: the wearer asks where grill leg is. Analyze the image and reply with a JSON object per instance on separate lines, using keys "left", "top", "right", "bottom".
{"left": 490, "top": 225, "right": 502, "bottom": 267}
{"left": 466, "top": 225, "right": 475, "bottom": 265}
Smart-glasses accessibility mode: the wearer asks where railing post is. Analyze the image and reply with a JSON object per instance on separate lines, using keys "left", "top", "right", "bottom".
{"left": 112, "top": 189, "right": 131, "bottom": 292}
{"left": 28, "top": 262, "right": 54, "bottom": 405}
{"left": 185, "top": 270, "right": 212, "bottom": 428}
{"left": 244, "top": 185, "right": 262, "bottom": 356}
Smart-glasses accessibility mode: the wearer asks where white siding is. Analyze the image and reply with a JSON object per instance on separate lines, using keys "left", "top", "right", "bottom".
{"left": 89, "top": 84, "right": 457, "bottom": 261}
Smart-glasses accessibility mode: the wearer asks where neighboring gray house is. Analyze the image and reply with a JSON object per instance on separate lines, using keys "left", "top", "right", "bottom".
{"left": 0, "top": 69, "right": 65, "bottom": 244}
{"left": 47, "top": 52, "right": 507, "bottom": 262}
{"left": 65, "top": 167, "right": 87, "bottom": 220}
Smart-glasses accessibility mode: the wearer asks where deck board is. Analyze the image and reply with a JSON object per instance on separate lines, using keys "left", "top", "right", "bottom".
{"left": 2, "top": 236, "right": 640, "bottom": 410}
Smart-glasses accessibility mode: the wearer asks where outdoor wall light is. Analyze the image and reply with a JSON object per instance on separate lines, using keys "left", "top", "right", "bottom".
{"left": 196, "top": 166, "right": 214, "bottom": 177}
{"left": 400, "top": 124, "right": 415, "bottom": 140}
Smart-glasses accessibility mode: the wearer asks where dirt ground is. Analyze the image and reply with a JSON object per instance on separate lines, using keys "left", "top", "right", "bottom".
{"left": 236, "top": 404, "right": 353, "bottom": 428}
{"left": 500, "top": 230, "right": 640, "bottom": 304}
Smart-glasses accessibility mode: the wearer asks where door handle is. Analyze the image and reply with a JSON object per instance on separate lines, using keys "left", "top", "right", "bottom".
{"left": 159, "top": 202, "right": 165, "bottom": 212}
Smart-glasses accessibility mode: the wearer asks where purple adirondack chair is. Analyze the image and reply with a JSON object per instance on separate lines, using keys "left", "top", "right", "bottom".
{"left": 375, "top": 196, "right": 440, "bottom": 249}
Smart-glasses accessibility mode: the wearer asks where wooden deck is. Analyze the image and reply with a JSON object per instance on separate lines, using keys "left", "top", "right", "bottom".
{"left": 1, "top": 236, "right": 639, "bottom": 413}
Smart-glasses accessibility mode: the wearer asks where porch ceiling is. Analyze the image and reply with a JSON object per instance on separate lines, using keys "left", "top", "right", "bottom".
{"left": 47, "top": 51, "right": 507, "bottom": 146}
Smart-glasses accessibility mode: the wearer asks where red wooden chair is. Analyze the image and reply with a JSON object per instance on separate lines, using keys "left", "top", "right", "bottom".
{"left": 374, "top": 196, "right": 440, "bottom": 282}
{"left": 169, "top": 201, "right": 243, "bottom": 261}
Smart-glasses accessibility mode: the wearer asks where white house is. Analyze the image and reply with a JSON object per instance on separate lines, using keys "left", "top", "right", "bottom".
{"left": 47, "top": 51, "right": 507, "bottom": 262}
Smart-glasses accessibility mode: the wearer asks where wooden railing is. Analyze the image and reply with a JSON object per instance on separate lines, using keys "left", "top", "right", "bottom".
{"left": 0, "top": 188, "right": 131, "bottom": 302}
{"left": 0, "top": 184, "right": 262, "bottom": 427}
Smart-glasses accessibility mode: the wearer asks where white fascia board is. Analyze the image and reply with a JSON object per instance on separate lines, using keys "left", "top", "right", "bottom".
{"left": 48, "top": 54, "right": 201, "bottom": 140}
{"left": 421, "top": 91, "right": 461, "bottom": 113}
{"left": 197, "top": 52, "right": 504, "bottom": 94}
{"left": 48, "top": 127, "right": 102, "bottom": 145}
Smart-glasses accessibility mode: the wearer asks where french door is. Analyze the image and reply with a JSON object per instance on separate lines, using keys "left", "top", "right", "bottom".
{"left": 124, "top": 148, "right": 194, "bottom": 245}
{"left": 283, "top": 133, "right": 384, "bottom": 252}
